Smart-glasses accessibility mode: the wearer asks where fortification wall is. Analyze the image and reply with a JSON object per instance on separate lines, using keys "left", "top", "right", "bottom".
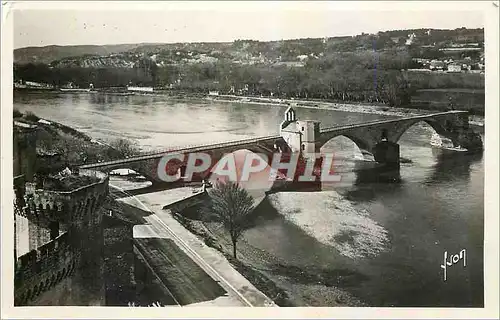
{"left": 21, "top": 170, "right": 109, "bottom": 228}
{"left": 13, "top": 123, "right": 37, "bottom": 182}
{"left": 14, "top": 232, "right": 80, "bottom": 306}
{"left": 103, "top": 217, "right": 136, "bottom": 306}
{"left": 28, "top": 274, "right": 104, "bottom": 306}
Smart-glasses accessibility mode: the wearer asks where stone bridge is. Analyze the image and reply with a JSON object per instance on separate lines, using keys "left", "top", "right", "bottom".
{"left": 80, "top": 109, "right": 482, "bottom": 184}
{"left": 80, "top": 135, "right": 281, "bottom": 184}
{"left": 280, "top": 109, "right": 482, "bottom": 159}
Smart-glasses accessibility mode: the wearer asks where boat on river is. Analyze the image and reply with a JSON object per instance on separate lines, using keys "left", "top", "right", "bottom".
{"left": 59, "top": 82, "right": 94, "bottom": 93}
{"left": 60, "top": 88, "right": 92, "bottom": 92}
{"left": 127, "top": 86, "right": 154, "bottom": 93}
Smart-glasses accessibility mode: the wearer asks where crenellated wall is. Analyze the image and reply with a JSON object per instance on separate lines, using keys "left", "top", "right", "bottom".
{"left": 14, "top": 169, "right": 110, "bottom": 306}
{"left": 14, "top": 232, "right": 80, "bottom": 306}
{"left": 21, "top": 170, "right": 109, "bottom": 229}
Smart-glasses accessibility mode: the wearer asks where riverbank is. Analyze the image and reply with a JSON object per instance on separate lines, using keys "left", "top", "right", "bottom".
{"left": 172, "top": 204, "right": 367, "bottom": 307}
{"left": 205, "top": 94, "right": 485, "bottom": 126}
{"left": 13, "top": 109, "right": 143, "bottom": 166}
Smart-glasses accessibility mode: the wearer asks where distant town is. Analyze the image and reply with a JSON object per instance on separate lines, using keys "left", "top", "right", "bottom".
{"left": 14, "top": 27, "right": 485, "bottom": 115}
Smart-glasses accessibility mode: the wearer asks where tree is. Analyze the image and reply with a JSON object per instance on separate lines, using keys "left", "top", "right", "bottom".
{"left": 109, "top": 138, "right": 140, "bottom": 157}
{"left": 205, "top": 181, "right": 255, "bottom": 259}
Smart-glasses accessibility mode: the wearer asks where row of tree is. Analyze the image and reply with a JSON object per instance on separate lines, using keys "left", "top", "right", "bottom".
{"left": 14, "top": 51, "right": 484, "bottom": 108}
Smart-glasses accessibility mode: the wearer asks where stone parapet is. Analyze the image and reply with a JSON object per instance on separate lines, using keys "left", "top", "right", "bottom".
{"left": 22, "top": 170, "right": 109, "bottom": 227}
{"left": 14, "top": 232, "right": 80, "bottom": 306}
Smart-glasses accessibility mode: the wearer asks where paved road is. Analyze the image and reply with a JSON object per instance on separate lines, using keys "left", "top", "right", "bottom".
{"left": 108, "top": 184, "right": 274, "bottom": 307}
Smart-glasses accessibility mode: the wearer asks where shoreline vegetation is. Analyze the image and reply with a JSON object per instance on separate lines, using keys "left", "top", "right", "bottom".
{"left": 15, "top": 38, "right": 485, "bottom": 119}
{"left": 13, "top": 109, "right": 141, "bottom": 167}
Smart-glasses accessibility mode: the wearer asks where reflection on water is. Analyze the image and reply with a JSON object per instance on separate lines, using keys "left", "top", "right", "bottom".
{"left": 426, "top": 149, "right": 483, "bottom": 185}
{"left": 13, "top": 92, "right": 484, "bottom": 307}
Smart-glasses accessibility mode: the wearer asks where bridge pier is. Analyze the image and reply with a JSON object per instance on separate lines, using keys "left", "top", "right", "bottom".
{"left": 373, "top": 140, "right": 400, "bottom": 167}
{"left": 456, "top": 129, "right": 483, "bottom": 152}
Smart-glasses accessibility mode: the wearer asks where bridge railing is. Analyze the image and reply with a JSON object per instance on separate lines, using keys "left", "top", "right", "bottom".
{"left": 80, "top": 134, "right": 281, "bottom": 168}
{"left": 320, "top": 111, "right": 468, "bottom": 133}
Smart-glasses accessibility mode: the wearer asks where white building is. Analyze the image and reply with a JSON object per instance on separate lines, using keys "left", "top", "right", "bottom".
{"left": 406, "top": 33, "right": 417, "bottom": 46}
{"left": 447, "top": 64, "right": 462, "bottom": 73}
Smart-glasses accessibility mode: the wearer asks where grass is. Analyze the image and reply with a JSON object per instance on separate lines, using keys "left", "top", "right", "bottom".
{"left": 171, "top": 212, "right": 295, "bottom": 306}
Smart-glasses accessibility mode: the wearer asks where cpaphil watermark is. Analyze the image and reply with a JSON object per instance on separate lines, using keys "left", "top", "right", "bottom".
{"left": 440, "top": 249, "right": 466, "bottom": 282}
{"left": 156, "top": 152, "right": 341, "bottom": 183}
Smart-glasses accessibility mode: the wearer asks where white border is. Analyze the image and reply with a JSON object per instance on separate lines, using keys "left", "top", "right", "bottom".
{"left": 1, "top": 1, "right": 499, "bottom": 319}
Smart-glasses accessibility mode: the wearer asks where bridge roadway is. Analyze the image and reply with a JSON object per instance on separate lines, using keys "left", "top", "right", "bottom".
{"left": 320, "top": 110, "right": 467, "bottom": 132}
{"left": 79, "top": 110, "right": 468, "bottom": 170}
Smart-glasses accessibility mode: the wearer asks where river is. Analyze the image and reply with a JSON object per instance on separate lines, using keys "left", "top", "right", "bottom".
{"left": 13, "top": 91, "right": 484, "bottom": 307}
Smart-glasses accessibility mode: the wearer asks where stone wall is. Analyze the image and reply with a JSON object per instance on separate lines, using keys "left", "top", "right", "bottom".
{"left": 13, "top": 123, "right": 37, "bottom": 182}
{"left": 22, "top": 170, "right": 109, "bottom": 229}
{"left": 15, "top": 169, "right": 109, "bottom": 306}
{"left": 14, "top": 232, "right": 80, "bottom": 306}
{"left": 103, "top": 214, "right": 136, "bottom": 306}
{"left": 162, "top": 190, "right": 209, "bottom": 213}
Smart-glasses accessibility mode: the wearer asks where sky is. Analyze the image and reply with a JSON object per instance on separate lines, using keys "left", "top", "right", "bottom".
{"left": 10, "top": 2, "right": 485, "bottom": 49}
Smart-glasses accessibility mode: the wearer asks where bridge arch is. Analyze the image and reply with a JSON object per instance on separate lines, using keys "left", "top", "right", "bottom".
{"left": 390, "top": 118, "right": 451, "bottom": 145}
{"left": 319, "top": 133, "right": 373, "bottom": 160}
{"left": 320, "top": 134, "right": 369, "bottom": 161}
{"left": 108, "top": 168, "right": 155, "bottom": 182}
{"left": 205, "top": 147, "right": 276, "bottom": 192}
{"left": 161, "top": 144, "right": 277, "bottom": 183}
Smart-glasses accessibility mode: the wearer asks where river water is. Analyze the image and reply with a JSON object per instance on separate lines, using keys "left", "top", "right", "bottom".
{"left": 14, "top": 91, "right": 484, "bottom": 307}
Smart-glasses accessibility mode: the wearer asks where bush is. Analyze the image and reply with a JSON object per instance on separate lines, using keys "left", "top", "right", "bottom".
{"left": 109, "top": 138, "right": 140, "bottom": 157}
{"left": 13, "top": 109, "right": 23, "bottom": 118}
{"left": 25, "top": 111, "right": 39, "bottom": 122}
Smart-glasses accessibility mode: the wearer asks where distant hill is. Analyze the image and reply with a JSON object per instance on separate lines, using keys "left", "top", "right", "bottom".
{"left": 14, "top": 43, "right": 156, "bottom": 64}
{"left": 14, "top": 27, "right": 484, "bottom": 65}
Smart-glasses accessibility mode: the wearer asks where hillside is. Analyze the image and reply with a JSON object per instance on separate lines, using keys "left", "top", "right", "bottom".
{"left": 14, "top": 27, "right": 484, "bottom": 65}
{"left": 14, "top": 43, "right": 158, "bottom": 64}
